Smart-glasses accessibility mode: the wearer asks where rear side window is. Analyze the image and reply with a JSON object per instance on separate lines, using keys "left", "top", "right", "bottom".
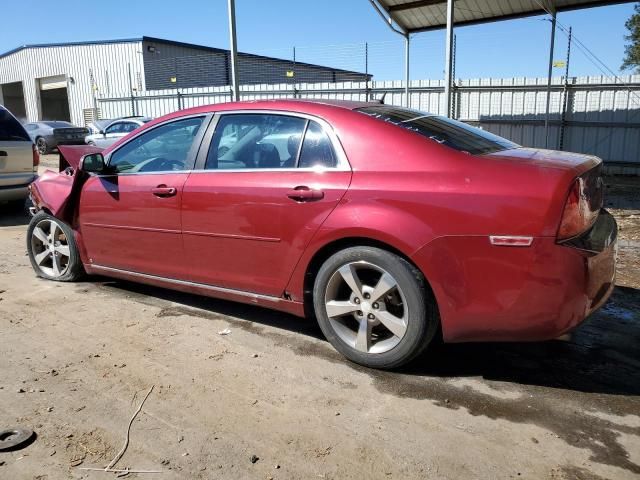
{"left": 299, "top": 121, "right": 337, "bottom": 168}
{"left": 43, "top": 121, "right": 73, "bottom": 128}
{"left": 358, "top": 106, "right": 518, "bottom": 155}
{"left": 206, "top": 114, "right": 306, "bottom": 170}
{"left": 0, "top": 108, "right": 30, "bottom": 141}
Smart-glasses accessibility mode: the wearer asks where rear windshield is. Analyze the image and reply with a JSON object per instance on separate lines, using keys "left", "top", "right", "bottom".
{"left": 43, "top": 121, "right": 74, "bottom": 128}
{"left": 0, "top": 108, "right": 30, "bottom": 141}
{"left": 357, "top": 106, "right": 518, "bottom": 155}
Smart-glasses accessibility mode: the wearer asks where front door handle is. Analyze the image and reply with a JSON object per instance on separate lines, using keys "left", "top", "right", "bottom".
{"left": 151, "top": 185, "right": 177, "bottom": 197}
{"left": 0, "top": 151, "right": 7, "bottom": 157}
{"left": 286, "top": 186, "right": 324, "bottom": 202}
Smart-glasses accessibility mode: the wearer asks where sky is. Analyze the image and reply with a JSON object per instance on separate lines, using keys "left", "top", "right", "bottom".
{"left": 0, "top": 0, "right": 636, "bottom": 81}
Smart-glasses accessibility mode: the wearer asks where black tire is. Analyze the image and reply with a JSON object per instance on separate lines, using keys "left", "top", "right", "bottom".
{"left": 36, "top": 137, "right": 49, "bottom": 155}
{"left": 313, "top": 247, "right": 439, "bottom": 369}
{"left": 27, "top": 211, "right": 84, "bottom": 282}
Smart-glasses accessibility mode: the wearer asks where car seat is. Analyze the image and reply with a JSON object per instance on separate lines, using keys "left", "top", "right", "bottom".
{"left": 255, "top": 143, "right": 281, "bottom": 168}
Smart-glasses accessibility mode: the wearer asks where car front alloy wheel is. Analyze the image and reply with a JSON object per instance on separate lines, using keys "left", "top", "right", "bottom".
{"left": 27, "top": 212, "right": 83, "bottom": 282}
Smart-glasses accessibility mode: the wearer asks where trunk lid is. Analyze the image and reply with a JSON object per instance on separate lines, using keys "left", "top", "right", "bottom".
{"left": 53, "top": 127, "right": 89, "bottom": 141}
{"left": 483, "top": 147, "right": 601, "bottom": 175}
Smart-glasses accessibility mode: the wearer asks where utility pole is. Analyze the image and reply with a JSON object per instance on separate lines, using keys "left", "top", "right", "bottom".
{"left": 559, "top": 26, "right": 572, "bottom": 151}
{"left": 544, "top": 8, "right": 557, "bottom": 149}
{"left": 365, "top": 42, "right": 369, "bottom": 101}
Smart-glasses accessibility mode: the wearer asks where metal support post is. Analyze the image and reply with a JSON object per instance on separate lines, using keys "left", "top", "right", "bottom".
{"left": 227, "top": 0, "right": 240, "bottom": 102}
{"left": 444, "top": 0, "right": 455, "bottom": 117}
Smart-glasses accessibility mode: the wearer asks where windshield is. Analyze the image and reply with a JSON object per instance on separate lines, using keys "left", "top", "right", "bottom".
{"left": 43, "top": 121, "right": 74, "bottom": 128}
{"left": 357, "top": 106, "right": 518, "bottom": 155}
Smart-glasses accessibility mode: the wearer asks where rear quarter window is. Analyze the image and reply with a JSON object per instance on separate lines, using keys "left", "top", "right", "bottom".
{"left": 357, "top": 106, "right": 518, "bottom": 155}
{"left": 0, "top": 108, "right": 30, "bottom": 142}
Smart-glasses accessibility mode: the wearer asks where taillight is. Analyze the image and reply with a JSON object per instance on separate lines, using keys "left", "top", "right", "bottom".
{"left": 32, "top": 144, "right": 40, "bottom": 168}
{"left": 557, "top": 174, "right": 601, "bottom": 241}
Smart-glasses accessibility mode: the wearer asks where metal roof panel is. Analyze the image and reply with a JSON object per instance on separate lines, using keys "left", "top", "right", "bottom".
{"left": 375, "top": 0, "right": 635, "bottom": 32}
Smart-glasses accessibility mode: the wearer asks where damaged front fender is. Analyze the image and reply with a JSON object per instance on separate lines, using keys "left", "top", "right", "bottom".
{"left": 29, "top": 145, "right": 104, "bottom": 223}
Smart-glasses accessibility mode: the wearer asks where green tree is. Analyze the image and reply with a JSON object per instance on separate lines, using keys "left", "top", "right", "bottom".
{"left": 622, "top": 4, "right": 640, "bottom": 72}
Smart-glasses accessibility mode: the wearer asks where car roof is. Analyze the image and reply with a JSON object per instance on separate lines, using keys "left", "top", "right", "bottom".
{"left": 146, "top": 99, "right": 381, "bottom": 129}
{"left": 190, "top": 99, "right": 376, "bottom": 114}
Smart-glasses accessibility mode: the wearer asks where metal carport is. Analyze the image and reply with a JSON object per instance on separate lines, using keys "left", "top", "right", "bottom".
{"left": 368, "top": 0, "right": 635, "bottom": 145}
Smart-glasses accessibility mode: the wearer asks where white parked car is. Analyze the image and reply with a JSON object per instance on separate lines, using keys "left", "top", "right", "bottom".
{"left": 85, "top": 116, "right": 152, "bottom": 148}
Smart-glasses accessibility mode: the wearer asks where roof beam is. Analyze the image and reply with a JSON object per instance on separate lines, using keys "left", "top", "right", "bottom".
{"left": 369, "top": 0, "right": 409, "bottom": 35}
{"left": 389, "top": 0, "right": 446, "bottom": 12}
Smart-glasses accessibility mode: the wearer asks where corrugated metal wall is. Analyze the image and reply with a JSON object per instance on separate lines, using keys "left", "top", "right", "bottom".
{"left": 0, "top": 41, "right": 144, "bottom": 126}
{"left": 142, "top": 39, "right": 369, "bottom": 90}
{"left": 97, "top": 75, "right": 640, "bottom": 164}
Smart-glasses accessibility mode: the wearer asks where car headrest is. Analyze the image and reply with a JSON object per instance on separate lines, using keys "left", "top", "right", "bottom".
{"left": 287, "top": 134, "right": 301, "bottom": 157}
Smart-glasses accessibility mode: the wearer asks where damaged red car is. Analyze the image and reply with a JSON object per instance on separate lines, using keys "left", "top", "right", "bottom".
{"left": 27, "top": 100, "right": 617, "bottom": 369}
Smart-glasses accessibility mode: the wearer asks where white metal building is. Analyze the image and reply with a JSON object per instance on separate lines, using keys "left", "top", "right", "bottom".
{"left": 0, "top": 36, "right": 368, "bottom": 127}
{"left": 0, "top": 39, "right": 144, "bottom": 126}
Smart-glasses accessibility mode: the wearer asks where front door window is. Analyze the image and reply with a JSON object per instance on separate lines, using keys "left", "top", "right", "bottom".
{"left": 108, "top": 116, "right": 205, "bottom": 173}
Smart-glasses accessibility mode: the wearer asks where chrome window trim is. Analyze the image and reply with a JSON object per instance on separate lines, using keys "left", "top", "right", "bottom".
{"left": 103, "top": 113, "right": 214, "bottom": 175}
{"left": 196, "top": 109, "right": 352, "bottom": 173}
{"left": 187, "top": 166, "right": 349, "bottom": 174}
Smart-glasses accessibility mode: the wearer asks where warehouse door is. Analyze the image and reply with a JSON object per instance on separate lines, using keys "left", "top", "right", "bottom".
{"left": 0, "top": 81, "right": 27, "bottom": 121}
{"left": 39, "top": 75, "right": 70, "bottom": 122}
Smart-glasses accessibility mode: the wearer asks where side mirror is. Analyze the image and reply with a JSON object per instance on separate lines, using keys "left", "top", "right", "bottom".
{"left": 99, "top": 129, "right": 105, "bottom": 136}
{"left": 80, "top": 153, "right": 106, "bottom": 173}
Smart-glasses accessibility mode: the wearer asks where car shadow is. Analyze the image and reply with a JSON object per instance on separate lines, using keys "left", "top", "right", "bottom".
{"left": 0, "top": 205, "right": 30, "bottom": 227}
{"left": 95, "top": 278, "right": 326, "bottom": 340}
{"left": 397, "top": 286, "right": 640, "bottom": 396}
{"left": 96, "top": 278, "right": 640, "bottom": 397}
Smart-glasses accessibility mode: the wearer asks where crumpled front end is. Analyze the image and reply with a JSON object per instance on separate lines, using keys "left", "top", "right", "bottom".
{"left": 29, "top": 145, "right": 103, "bottom": 222}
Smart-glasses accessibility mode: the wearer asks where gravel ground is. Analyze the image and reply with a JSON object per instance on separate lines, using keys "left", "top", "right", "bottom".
{"left": 0, "top": 157, "right": 638, "bottom": 479}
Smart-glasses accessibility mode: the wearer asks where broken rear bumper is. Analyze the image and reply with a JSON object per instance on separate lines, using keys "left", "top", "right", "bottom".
{"left": 411, "top": 210, "right": 618, "bottom": 343}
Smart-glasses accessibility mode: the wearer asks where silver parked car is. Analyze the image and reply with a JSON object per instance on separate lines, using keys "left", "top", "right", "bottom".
{"left": 86, "top": 118, "right": 114, "bottom": 135}
{"left": 0, "top": 105, "right": 37, "bottom": 208}
{"left": 85, "top": 116, "right": 151, "bottom": 148}
{"left": 24, "top": 121, "right": 89, "bottom": 155}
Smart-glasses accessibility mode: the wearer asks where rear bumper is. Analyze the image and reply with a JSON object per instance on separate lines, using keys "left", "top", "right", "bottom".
{"left": 412, "top": 210, "right": 618, "bottom": 343}
{"left": 0, "top": 177, "right": 37, "bottom": 202}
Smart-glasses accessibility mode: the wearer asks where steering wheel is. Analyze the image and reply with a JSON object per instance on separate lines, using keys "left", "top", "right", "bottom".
{"left": 137, "top": 157, "right": 184, "bottom": 172}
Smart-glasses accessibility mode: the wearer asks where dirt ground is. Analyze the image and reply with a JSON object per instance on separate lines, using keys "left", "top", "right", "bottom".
{"left": 0, "top": 157, "right": 639, "bottom": 480}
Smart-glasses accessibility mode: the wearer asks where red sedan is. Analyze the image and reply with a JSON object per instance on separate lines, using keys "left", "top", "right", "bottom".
{"left": 27, "top": 100, "right": 617, "bottom": 369}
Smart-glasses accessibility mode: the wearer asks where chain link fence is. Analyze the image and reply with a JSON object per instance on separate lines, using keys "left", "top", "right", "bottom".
{"left": 94, "top": 36, "right": 640, "bottom": 168}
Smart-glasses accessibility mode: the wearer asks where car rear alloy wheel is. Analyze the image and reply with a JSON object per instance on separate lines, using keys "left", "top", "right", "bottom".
{"left": 27, "top": 212, "right": 83, "bottom": 282}
{"left": 314, "top": 247, "right": 439, "bottom": 369}
{"left": 324, "top": 261, "right": 408, "bottom": 354}
{"left": 36, "top": 137, "right": 48, "bottom": 155}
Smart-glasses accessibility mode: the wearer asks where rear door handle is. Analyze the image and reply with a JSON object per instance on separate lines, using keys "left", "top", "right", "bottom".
{"left": 151, "top": 185, "right": 177, "bottom": 197}
{"left": 286, "top": 186, "right": 324, "bottom": 202}
{"left": 0, "top": 151, "right": 7, "bottom": 157}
